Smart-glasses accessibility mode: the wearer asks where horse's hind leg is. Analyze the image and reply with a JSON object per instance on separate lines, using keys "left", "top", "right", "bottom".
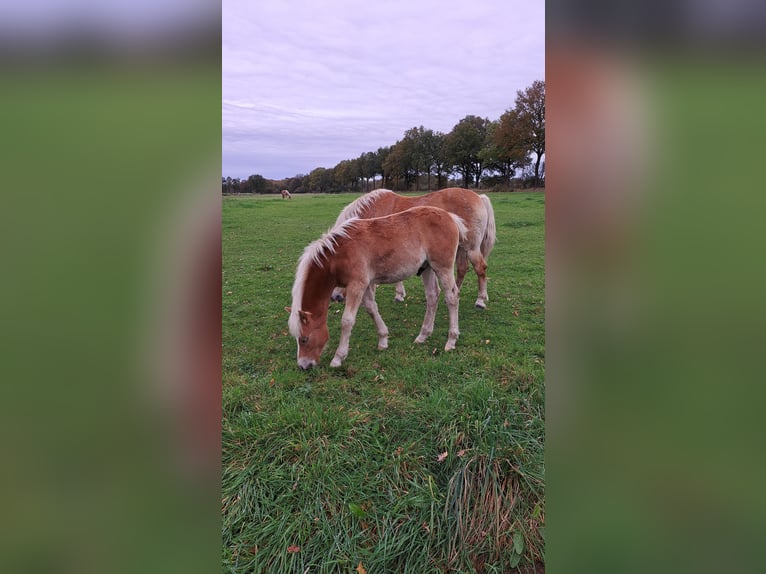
{"left": 455, "top": 247, "right": 469, "bottom": 290}
{"left": 330, "top": 285, "right": 365, "bottom": 368}
{"left": 467, "top": 249, "right": 489, "bottom": 309}
{"left": 394, "top": 281, "right": 407, "bottom": 302}
{"left": 414, "top": 268, "right": 439, "bottom": 344}
{"left": 361, "top": 284, "right": 389, "bottom": 350}
{"left": 434, "top": 267, "right": 461, "bottom": 350}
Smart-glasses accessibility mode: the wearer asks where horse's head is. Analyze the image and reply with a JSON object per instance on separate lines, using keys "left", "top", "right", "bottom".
{"left": 294, "top": 309, "right": 329, "bottom": 370}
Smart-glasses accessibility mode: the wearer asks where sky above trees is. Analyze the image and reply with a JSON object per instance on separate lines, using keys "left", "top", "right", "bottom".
{"left": 223, "top": 0, "right": 544, "bottom": 180}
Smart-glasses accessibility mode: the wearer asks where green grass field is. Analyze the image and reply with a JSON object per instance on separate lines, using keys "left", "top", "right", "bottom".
{"left": 222, "top": 191, "right": 545, "bottom": 573}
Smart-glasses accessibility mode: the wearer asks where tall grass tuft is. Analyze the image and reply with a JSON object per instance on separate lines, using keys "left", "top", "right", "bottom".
{"left": 445, "top": 454, "right": 544, "bottom": 572}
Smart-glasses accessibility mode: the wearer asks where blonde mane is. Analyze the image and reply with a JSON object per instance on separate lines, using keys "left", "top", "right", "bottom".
{"left": 334, "top": 189, "right": 393, "bottom": 224}
{"left": 288, "top": 219, "right": 357, "bottom": 337}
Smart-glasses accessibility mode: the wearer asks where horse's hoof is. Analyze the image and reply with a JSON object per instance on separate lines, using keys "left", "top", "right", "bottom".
{"left": 394, "top": 296, "right": 405, "bottom": 303}
{"left": 414, "top": 335, "right": 427, "bottom": 344}
{"left": 330, "top": 358, "right": 342, "bottom": 368}
{"left": 474, "top": 302, "right": 486, "bottom": 309}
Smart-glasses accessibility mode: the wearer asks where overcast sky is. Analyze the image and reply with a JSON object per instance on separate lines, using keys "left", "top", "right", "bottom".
{"left": 223, "top": 1, "right": 544, "bottom": 180}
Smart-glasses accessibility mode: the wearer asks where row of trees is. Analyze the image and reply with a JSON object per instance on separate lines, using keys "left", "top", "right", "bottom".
{"left": 223, "top": 80, "right": 544, "bottom": 194}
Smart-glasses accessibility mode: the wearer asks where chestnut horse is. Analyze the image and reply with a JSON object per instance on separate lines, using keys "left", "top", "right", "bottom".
{"left": 288, "top": 206, "right": 467, "bottom": 370}
{"left": 332, "top": 188, "right": 496, "bottom": 308}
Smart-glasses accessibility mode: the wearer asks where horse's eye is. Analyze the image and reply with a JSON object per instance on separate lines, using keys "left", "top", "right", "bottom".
{"left": 299, "top": 336, "right": 309, "bottom": 344}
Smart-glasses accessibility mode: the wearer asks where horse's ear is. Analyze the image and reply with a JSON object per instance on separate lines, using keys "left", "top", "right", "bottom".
{"left": 298, "top": 310, "right": 312, "bottom": 325}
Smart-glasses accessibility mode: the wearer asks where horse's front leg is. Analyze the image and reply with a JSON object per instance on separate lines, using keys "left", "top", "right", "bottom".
{"left": 414, "top": 268, "right": 439, "bottom": 344}
{"left": 361, "top": 284, "right": 389, "bottom": 349}
{"left": 330, "top": 286, "right": 364, "bottom": 368}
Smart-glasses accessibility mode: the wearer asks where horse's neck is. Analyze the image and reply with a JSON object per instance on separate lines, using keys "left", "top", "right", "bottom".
{"left": 303, "top": 262, "right": 334, "bottom": 317}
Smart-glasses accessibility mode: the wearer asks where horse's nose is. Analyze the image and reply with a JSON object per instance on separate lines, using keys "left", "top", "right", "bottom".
{"left": 297, "top": 358, "right": 316, "bottom": 370}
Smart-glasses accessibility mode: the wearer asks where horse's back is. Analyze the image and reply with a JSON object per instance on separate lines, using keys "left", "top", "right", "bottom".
{"left": 340, "top": 188, "right": 487, "bottom": 251}
{"left": 367, "top": 205, "right": 459, "bottom": 235}
{"left": 363, "top": 206, "right": 462, "bottom": 262}
{"left": 338, "top": 207, "right": 460, "bottom": 280}
{"left": 344, "top": 187, "right": 482, "bottom": 219}
{"left": 418, "top": 187, "right": 484, "bottom": 213}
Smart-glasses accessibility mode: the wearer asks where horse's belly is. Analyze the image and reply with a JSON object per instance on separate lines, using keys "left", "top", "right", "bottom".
{"left": 372, "top": 259, "right": 422, "bottom": 285}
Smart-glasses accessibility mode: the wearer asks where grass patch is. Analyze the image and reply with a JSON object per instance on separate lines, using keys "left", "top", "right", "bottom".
{"left": 223, "top": 192, "right": 545, "bottom": 572}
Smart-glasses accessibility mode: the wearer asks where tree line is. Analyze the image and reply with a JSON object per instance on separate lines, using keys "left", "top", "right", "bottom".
{"left": 222, "top": 80, "right": 544, "bottom": 195}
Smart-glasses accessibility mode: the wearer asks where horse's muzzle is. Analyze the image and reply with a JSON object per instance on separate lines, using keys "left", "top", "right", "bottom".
{"left": 297, "top": 357, "right": 316, "bottom": 370}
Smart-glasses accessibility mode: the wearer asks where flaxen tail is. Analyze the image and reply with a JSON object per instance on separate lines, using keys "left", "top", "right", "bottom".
{"left": 448, "top": 213, "right": 469, "bottom": 242}
{"left": 479, "top": 194, "right": 497, "bottom": 258}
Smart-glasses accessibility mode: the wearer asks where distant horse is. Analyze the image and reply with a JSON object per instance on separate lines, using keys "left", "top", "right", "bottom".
{"left": 281, "top": 189, "right": 292, "bottom": 199}
{"left": 331, "top": 188, "right": 496, "bottom": 308}
{"left": 288, "top": 206, "right": 466, "bottom": 370}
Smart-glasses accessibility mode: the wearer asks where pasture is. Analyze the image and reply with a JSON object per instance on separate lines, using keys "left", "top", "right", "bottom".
{"left": 222, "top": 191, "right": 545, "bottom": 573}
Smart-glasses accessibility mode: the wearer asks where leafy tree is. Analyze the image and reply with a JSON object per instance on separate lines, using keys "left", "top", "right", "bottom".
{"left": 308, "top": 167, "right": 334, "bottom": 193}
{"left": 244, "top": 174, "right": 267, "bottom": 194}
{"left": 222, "top": 176, "right": 234, "bottom": 194}
{"left": 334, "top": 159, "right": 358, "bottom": 192}
{"left": 286, "top": 173, "right": 308, "bottom": 194}
{"left": 422, "top": 130, "right": 448, "bottom": 190}
{"left": 382, "top": 142, "right": 402, "bottom": 189}
{"left": 383, "top": 139, "right": 415, "bottom": 190}
{"left": 490, "top": 112, "right": 532, "bottom": 185}
{"left": 332, "top": 160, "right": 346, "bottom": 191}
{"left": 478, "top": 121, "right": 505, "bottom": 183}
{"left": 358, "top": 151, "right": 377, "bottom": 192}
{"left": 373, "top": 146, "right": 389, "bottom": 188}
{"left": 445, "top": 115, "right": 490, "bottom": 187}
{"left": 512, "top": 80, "right": 545, "bottom": 185}
{"left": 402, "top": 126, "right": 431, "bottom": 190}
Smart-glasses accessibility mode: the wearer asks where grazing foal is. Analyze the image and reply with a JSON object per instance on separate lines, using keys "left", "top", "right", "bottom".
{"left": 288, "top": 206, "right": 466, "bottom": 369}
{"left": 331, "top": 187, "right": 496, "bottom": 308}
